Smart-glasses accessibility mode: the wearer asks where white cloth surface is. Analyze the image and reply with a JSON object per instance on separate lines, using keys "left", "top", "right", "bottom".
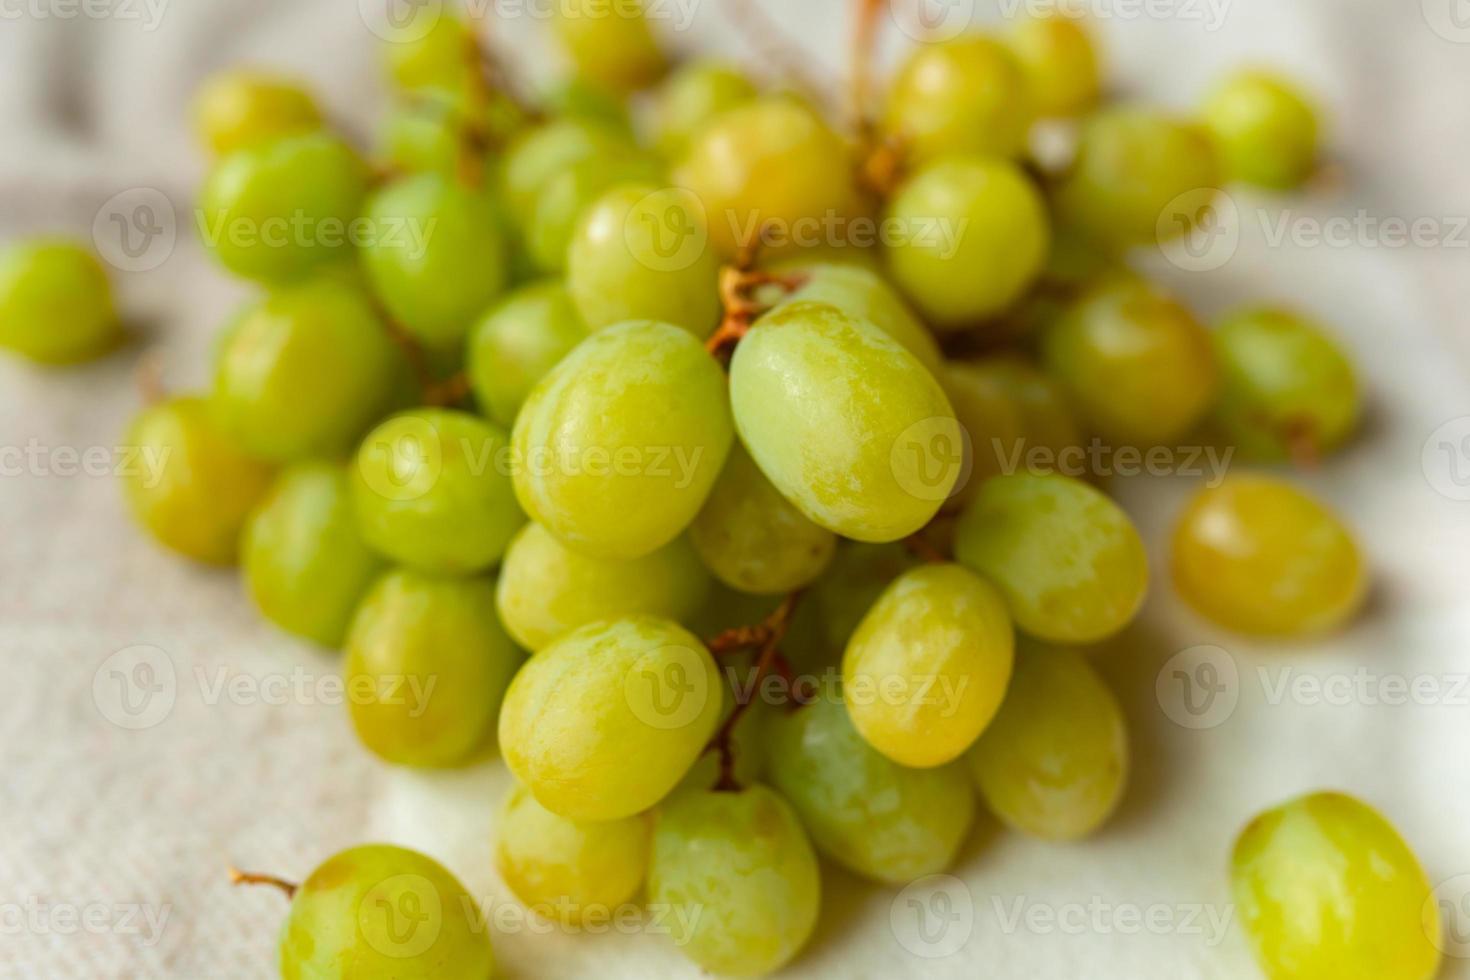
{"left": 2, "top": 0, "right": 1470, "bottom": 977}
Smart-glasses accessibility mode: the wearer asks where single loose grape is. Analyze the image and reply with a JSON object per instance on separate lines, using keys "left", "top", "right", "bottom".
{"left": 648, "top": 786, "right": 820, "bottom": 977}
{"left": 192, "top": 70, "right": 322, "bottom": 156}
{"left": 551, "top": 0, "right": 666, "bottom": 93}
{"left": 278, "top": 844, "right": 494, "bottom": 979}
{"left": 344, "top": 569, "right": 520, "bottom": 768}
{"left": 730, "top": 302, "right": 960, "bottom": 542}
{"left": 955, "top": 472, "right": 1148, "bottom": 644}
{"left": 809, "top": 542, "right": 920, "bottom": 656}
{"left": 212, "top": 277, "right": 404, "bottom": 462}
{"left": 496, "top": 783, "right": 650, "bottom": 923}
{"left": 967, "top": 645, "right": 1128, "bottom": 840}
{"left": 498, "top": 617, "right": 723, "bottom": 821}
{"left": 652, "top": 60, "right": 757, "bottom": 158}
{"left": 1042, "top": 277, "right": 1219, "bottom": 446}
{"left": 1232, "top": 792, "right": 1440, "bottom": 980}
{"left": 884, "top": 155, "right": 1050, "bottom": 329}
{"left": 499, "top": 118, "right": 643, "bottom": 227}
{"left": 882, "top": 35, "right": 1033, "bottom": 163}
{"left": 511, "top": 319, "right": 733, "bottom": 560}
{"left": 843, "top": 563, "right": 1014, "bottom": 768}
{"left": 122, "top": 396, "right": 275, "bottom": 565}
{"left": 566, "top": 183, "right": 720, "bottom": 336}
{"left": 1009, "top": 14, "right": 1101, "bottom": 117}
{"left": 766, "top": 695, "right": 975, "bottom": 884}
{"left": 1211, "top": 307, "right": 1360, "bottom": 462}
{"left": 242, "top": 463, "right": 386, "bottom": 647}
{"left": 0, "top": 239, "right": 119, "bottom": 364}
{"left": 526, "top": 154, "right": 664, "bottom": 273}
{"left": 351, "top": 410, "right": 523, "bottom": 575}
{"left": 495, "top": 521, "right": 710, "bottom": 651}
{"left": 1171, "top": 475, "right": 1366, "bottom": 636}
{"left": 942, "top": 362, "right": 1027, "bottom": 492}
{"left": 198, "top": 133, "right": 370, "bottom": 283}
{"left": 1204, "top": 70, "right": 1320, "bottom": 190}
{"left": 466, "top": 280, "right": 589, "bottom": 428}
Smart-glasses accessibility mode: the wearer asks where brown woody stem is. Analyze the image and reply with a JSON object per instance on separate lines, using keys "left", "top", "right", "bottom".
{"left": 227, "top": 866, "right": 298, "bottom": 899}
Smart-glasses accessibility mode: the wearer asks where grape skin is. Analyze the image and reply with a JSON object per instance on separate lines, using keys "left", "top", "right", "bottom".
{"left": 466, "top": 280, "right": 590, "bottom": 429}
{"left": 498, "top": 118, "right": 644, "bottom": 227}
{"left": 942, "top": 361, "right": 1027, "bottom": 496}
{"left": 882, "top": 35, "right": 1034, "bottom": 163}
{"left": 385, "top": 15, "right": 476, "bottom": 96}
{"left": 551, "top": 0, "right": 666, "bottom": 93}
{"left": 192, "top": 70, "right": 321, "bottom": 156}
{"left": 1008, "top": 14, "right": 1101, "bottom": 117}
{"left": 0, "top": 239, "right": 119, "bottom": 365}
{"left": 1204, "top": 70, "right": 1320, "bottom": 190}
{"left": 652, "top": 60, "right": 757, "bottom": 158}
{"left": 960, "top": 357, "right": 1086, "bottom": 476}
{"left": 809, "top": 541, "right": 920, "bottom": 656}
{"left": 527, "top": 154, "right": 664, "bottom": 274}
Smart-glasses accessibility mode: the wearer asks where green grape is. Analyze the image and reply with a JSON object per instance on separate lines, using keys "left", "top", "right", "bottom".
{"left": 498, "top": 616, "right": 723, "bottom": 821}
{"left": 526, "top": 153, "right": 664, "bottom": 273}
{"left": 495, "top": 521, "right": 711, "bottom": 651}
{"left": 809, "top": 541, "right": 920, "bottom": 655}
{"left": 552, "top": 0, "right": 666, "bottom": 92}
{"left": 566, "top": 183, "right": 720, "bottom": 335}
{"left": 969, "top": 357, "right": 1087, "bottom": 471}
{"left": 690, "top": 443, "right": 837, "bottom": 595}
{"left": 966, "top": 645, "right": 1127, "bottom": 840}
{"left": 242, "top": 463, "right": 386, "bottom": 647}
{"left": 192, "top": 70, "right": 322, "bottom": 156}
{"left": 385, "top": 15, "right": 474, "bottom": 95}
{"left": 1204, "top": 70, "right": 1320, "bottom": 190}
{"left": 1042, "top": 277, "right": 1219, "bottom": 446}
{"left": 729, "top": 302, "right": 959, "bottom": 543}
{"left": 499, "top": 118, "right": 643, "bottom": 227}
{"left": 0, "top": 238, "right": 119, "bottom": 364}
{"left": 881, "top": 35, "right": 1033, "bottom": 164}
{"left": 511, "top": 319, "right": 733, "bottom": 560}
{"left": 1232, "top": 792, "right": 1440, "bottom": 980}
{"left": 379, "top": 91, "right": 523, "bottom": 177}
{"left": 884, "top": 155, "right": 1050, "bottom": 329}
{"left": 278, "top": 844, "right": 494, "bottom": 979}
{"left": 495, "top": 782, "right": 650, "bottom": 923}
{"left": 843, "top": 563, "right": 1014, "bottom": 768}
{"left": 351, "top": 409, "right": 523, "bottom": 575}
{"left": 765, "top": 695, "right": 975, "bottom": 884}
{"left": 1043, "top": 218, "right": 1117, "bottom": 289}
{"left": 122, "top": 396, "right": 275, "bottom": 565}
{"left": 768, "top": 261, "right": 944, "bottom": 376}
{"left": 647, "top": 786, "right": 820, "bottom": 977}
{"left": 211, "top": 277, "right": 404, "bottom": 462}
{"left": 466, "top": 279, "right": 589, "bottom": 428}
{"left": 955, "top": 472, "right": 1148, "bottom": 644}
{"left": 942, "top": 361, "right": 1026, "bottom": 493}
{"left": 674, "top": 97, "right": 860, "bottom": 258}
{"left": 1056, "top": 107, "right": 1221, "bottom": 249}
{"left": 543, "top": 76, "right": 634, "bottom": 134}
{"left": 344, "top": 569, "right": 520, "bottom": 768}
{"left": 1211, "top": 307, "right": 1360, "bottom": 461}
{"left": 652, "top": 60, "right": 758, "bottom": 158}
{"left": 1171, "top": 474, "right": 1365, "bottom": 636}
{"left": 198, "top": 133, "right": 370, "bottom": 283}
{"left": 1009, "top": 14, "right": 1102, "bottom": 117}
{"left": 359, "top": 172, "right": 508, "bottom": 351}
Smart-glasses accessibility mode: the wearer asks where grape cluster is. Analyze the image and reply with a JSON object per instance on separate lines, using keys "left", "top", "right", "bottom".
{"left": 3, "top": 3, "right": 1442, "bottom": 978}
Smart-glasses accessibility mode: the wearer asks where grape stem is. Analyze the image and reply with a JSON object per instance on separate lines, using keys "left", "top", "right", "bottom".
{"left": 903, "top": 529, "right": 949, "bottom": 564}
{"left": 135, "top": 350, "right": 167, "bottom": 406}
{"left": 850, "top": 0, "right": 885, "bottom": 131}
{"left": 705, "top": 263, "right": 809, "bottom": 359}
{"left": 227, "top": 866, "right": 298, "bottom": 899}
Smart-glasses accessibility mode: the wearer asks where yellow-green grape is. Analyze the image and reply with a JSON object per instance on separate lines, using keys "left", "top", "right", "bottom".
{"left": 358, "top": 173, "right": 507, "bottom": 351}
{"left": 543, "top": 76, "right": 634, "bottom": 134}
{"left": 690, "top": 443, "right": 837, "bottom": 595}
{"left": 730, "top": 302, "right": 960, "bottom": 542}
{"left": 652, "top": 60, "right": 758, "bottom": 158}
{"left": 192, "top": 70, "right": 322, "bottom": 156}
{"left": 966, "top": 645, "right": 1127, "bottom": 840}
{"left": 278, "top": 844, "right": 494, "bottom": 979}
{"left": 527, "top": 154, "right": 664, "bottom": 273}
{"left": 970, "top": 357, "right": 1087, "bottom": 471}
{"left": 810, "top": 541, "right": 920, "bottom": 655}
{"left": 499, "top": 118, "right": 643, "bottom": 227}
{"left": 1211, "top": 307, "right": 1360, "bottom": 462}
{"left": 211, "top": 278, "right": 404, "bottom": 462}
{"left": 344, "top": 569, "right": 520, "bottom": 768}
{"left": 1231, "top": 792, "right": 1440, "bottom": 980}
{"left": 385, "top": 14, "right": 475, "bottom": 95}
{"left": 495, "top": 521, "right": 711, "bottom": 651}
{"left": 882, "top": 35, "right": 1033, "bottom": 164}
{"left": 242, "top": 463, "right": 386, "bottom": 647}
{"left": 1042, "top": 278, "right": 1219, "bottom": 446}
{"left": 495, "top": 783, "right": 650, "bottom": 923}
{"left": 0, "top": 239, "right": 119, "bottom": 364}
{"left": 380, "top": 90, "right": 522, "bottom": 177}
{"left": 942, "top": 361, "right": 1026, "bottom": 493}
{"left": 198, "top": 133, "right": 370, "bottom": 283}
{"left": 674, "top": 97, "right": 860, "bottom": 257}
{"left": 843, "top": 563, "right": 1014, "bottom": 768}
{"left": 648, "top": 786, "right": 820, "bottom": 977}
{"left": 566, "top": 183, "right": 720, "bottom": 336}
{"left": 511, "top": 319, "right": 733, "bottom": 560}
{"left": 351, "top": 410, "right": 523, "bottom": 575}
{"left": 765, "top": 695, "right": 975, "bottom": 884}
{"left": 1008, "top": 14, "right": 1101, "bottom": 117}
{"left": 1204, "top": 70, "right": 1320, "bottom": 190}
{"left": 498, "top": 617, "right": 723, "bottom": 821}
{"left": 955, "top": 472, "right": 1148, "bottom": 644}
{"left": 884, "top": 155, "right": 1050, "bottom": 329}
{"left": 466, "top": 280, "right": 590, "bottom": 428}
{"left": 1057, "top": 107, "right": 1221, "bottom": 250}
{"left": 122, "top": 396, "right": 275, "bottom": 565}
{"left": 552, "top": 0, "right": 667, "bottom": 93}
{"left": 1171, "top": 475, "right": 1366, "bottom": 636}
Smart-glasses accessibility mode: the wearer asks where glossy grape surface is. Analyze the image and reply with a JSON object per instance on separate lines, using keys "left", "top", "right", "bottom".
{"left": 499, "top": 118, "right": 643, "bottom": 226}
{"left": 467, "top": 279, "right": 589, "bottom": 428}
{"left": 809, "top": 542, "right": 920, "bottom": 656}
{"left": 1204, "top": 70, "right": 1320, "bottom": 190}
{"left": 1009, "top": 14, "right": 1101, "bottom": 117}
{"left": 551, "top": 0, "right": 666, "bottom": 93}
{"left": 882, "top": 35, "right": 1033, "bottom": 163}
{"left": 652, "top": 60, "right": 757, "bottom": 158}
{"left": 193, "top": 70, "right": 321, "bottom": 155}
{"left": 770, "top": 261, "right": 943, "bottom": 375}
{"left": 526, "top": 153, "right": 663, "bottom": 273}
{"left": 0, "top": 239, "right": 119, "bottom": 364}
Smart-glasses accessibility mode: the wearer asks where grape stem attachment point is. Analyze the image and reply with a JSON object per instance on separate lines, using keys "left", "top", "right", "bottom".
{"left": 227, "top": 866, "right": 298, "bottom": 899}
{"left": 705, "top": 262, "right": 809, "bottom": 359}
